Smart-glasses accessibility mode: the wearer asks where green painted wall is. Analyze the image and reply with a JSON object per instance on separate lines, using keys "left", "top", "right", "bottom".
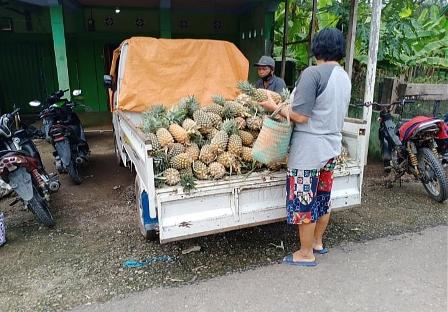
{"left": 239, "top": 6, "right": 265, "bottom": 82}
{"left": 0, "top": 2, "right": 274, "bottom": 114}
{"left": 0, "top": 4, "right": 50, "bottom": 33}
{"left": 0, "top": 34, "right": 58, "bottom": 114}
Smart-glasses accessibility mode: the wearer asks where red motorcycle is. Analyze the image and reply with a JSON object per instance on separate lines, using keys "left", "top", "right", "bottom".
{"left": 369, "top": 99, "right": 448, "bottom": 202}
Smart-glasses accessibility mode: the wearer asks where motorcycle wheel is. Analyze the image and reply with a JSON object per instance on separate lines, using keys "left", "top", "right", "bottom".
{"left": 28, "top": 187, "right": 55, "bottom": 227}
{"left": 68, "top": 161, "right": 82, "bottom": 185}
{"left": 418, "top": 148, "right": 448, "bottom": 202}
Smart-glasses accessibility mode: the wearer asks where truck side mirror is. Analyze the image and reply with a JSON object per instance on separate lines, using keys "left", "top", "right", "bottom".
{"left": 103, "top": 75, "right": 115, "bottom": 90}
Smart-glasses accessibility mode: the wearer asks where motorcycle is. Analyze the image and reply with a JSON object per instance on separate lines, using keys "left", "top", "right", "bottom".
{"left": 370, "top": 99, "right": 448, "bottom": 202}
{"left": 436, "top": 112, "right": 447, "bottom": 166}
{"left": 31, "top": 89, "right": 90, "bottom": 185}
{"left": 0, "top": 107, "right": 60, "bottom": 227}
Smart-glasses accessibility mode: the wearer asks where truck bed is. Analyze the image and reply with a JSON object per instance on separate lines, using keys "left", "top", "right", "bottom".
{"left": 116, "top": 111, "right": 365, "bottom": 243}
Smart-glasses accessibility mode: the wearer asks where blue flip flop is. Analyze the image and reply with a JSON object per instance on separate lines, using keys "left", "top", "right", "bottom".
{"left": 282, "top": 255, "right": 317, "bottom": 267}
{"left": 313, "top": 247, "right": 329, "bottom": 254}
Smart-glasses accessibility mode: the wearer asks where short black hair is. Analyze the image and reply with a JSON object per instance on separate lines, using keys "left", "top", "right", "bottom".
{"left": 311, "top": 28, "right": 345, "bottom": 62}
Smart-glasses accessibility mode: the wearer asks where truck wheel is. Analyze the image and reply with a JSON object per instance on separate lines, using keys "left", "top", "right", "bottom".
{"left": 135, "top": 175, "right": 158, "bottom": 241}
{"left": 28, "top": 187, "right": 55, "bottom": 228}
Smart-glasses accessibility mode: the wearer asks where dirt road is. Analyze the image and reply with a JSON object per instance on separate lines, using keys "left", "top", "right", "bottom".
{"left": 0, "top": 132, "right": 446, "bottom": 312}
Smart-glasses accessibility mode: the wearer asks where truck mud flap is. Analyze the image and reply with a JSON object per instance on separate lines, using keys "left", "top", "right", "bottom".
{"left": 8, "top": 167, "right": 33, "bottom": 201}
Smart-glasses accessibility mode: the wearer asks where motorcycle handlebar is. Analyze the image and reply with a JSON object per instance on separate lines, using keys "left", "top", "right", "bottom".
{"left": 355, "top": 99, "right": 416, "bottom": 108}
{"left": 7, "top": 107, "right": 21, "bottom": 119}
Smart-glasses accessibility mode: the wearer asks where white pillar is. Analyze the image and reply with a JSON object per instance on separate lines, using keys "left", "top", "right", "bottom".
{"left": 362, "top": 0, "right": 382, "bottom": 164}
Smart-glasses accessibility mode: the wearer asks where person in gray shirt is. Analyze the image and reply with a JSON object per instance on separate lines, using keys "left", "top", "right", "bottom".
{"left": 254, "top": 56, "right": 286, "bottom": 94}
{"left": 260, "top": 28, "right": 351, "bottom": 267}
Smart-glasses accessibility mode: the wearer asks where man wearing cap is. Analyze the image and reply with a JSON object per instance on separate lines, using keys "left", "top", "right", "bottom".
{"left": 254, "top": 56, "right": 286, "bottom": 94}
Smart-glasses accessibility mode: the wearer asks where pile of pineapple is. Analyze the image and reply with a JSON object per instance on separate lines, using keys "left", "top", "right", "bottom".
{"left": 141, "top": 81, "right": 290, "bottom": 190}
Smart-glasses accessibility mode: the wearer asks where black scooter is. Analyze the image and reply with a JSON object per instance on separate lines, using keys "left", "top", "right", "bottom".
{"left": 0, "top": 107, "right": 60, "bottom": 227}
{"left": 372, "top": 99, "right": 447, "bottom": 202}
{"left": 31, "top": 89, "right": 90, "bottom": 184}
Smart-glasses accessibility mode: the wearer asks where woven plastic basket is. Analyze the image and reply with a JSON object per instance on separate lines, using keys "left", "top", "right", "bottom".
{"left": 252, "top": 102, "right": 292, "bottom": 164}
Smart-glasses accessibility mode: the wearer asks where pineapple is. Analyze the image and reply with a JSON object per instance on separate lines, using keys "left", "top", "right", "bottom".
{"left": 182, "top": 118, "right": 199, "bottom": 133}
{"left": 164, "top": 168, "right": 180, "bottom": 186}
{"left": 199, "top": 144, "right": 216, "bottom": 165}
{"left": 178, "top": 95, "right": 199, "bottom": 118}
{"left": 234, "top": 117, "right": 246, "bottom": 130}
{"left": 179, "top": 166, "right": 193, "bottom": 177}
{"left": 208, "top": 162, "right": 226, "bottom": 180}
{"left": 228, "top": 134, "right": 242, "bottom": 157}
{"left": 146, "top": 133, "right": 160, "bottom": 151}
{"left": 167, "top": 106, "right": 188, "bottom": 124}
{"left": 210, "top": 119, "right": 238, "bottom": 154}
{"left": 235, "top": 93, "right": 253, "bottom": 107}
{"left": 237, "top": 81, "right": 282, "bottom": 103}
{"left": 151, "top": 149, "right": 169, "bottom": 175}
{"left": 166, "top": 107, "right": 189, "bottom": 143}
{"left": 156, "top": 128, "right": 174, "bottom": 147}
{"left": 246, "top": 116, "right": 263, "bottom": 131}
{"left": 167, "top": 143, "right": 185, "bottom": 158}
{"left": 204, "top": 103, "right": 224, "bottom": 116}
{"left": 141, "top": 105, "right": 167, "bottom": 133}
{"left": 239, "top": 130, "right": 254, "bottom": 146}
{"left": 207, "top": 112, "right": 223, "bottom": 128}
{"left": 190, "top": 131, "right": 207, "bottom": 148}
{"left": 210, "top": 131, "right": 228, "bottom": 154}
{"left": 168, "top": 123, "right": 188, "bottom": 144}
{"left": 249, "top": 130, "right": 259, "bottom": 140}
{"left": 280, "top": 88, "right": 291, "bottom": 102}
{"left": 193, "top": 109, "right": 214, "bottom": 134}
{"left": 222, "top": 101, "right": 249, "bottom": 118}
{"left": 141, "top": 105, "right": 171, "bottom": 141}
{"left": 211, "top": 94, "right": 226, "bottom": 106}
{"left": 185, "top": 143, "right": 200, "bottom": 161}
{"left": 241, "top": 146, "right": 253, "bottom": 162}
{"left": 207, "top": 128, "right": 219, "bottom": 141}
{"left": 217, "top": 152, "right": 240, "bottom": 175}
{"left": 170, "top": 152, "right": 192, "bottom": 170}
{"left": 180, "top": 172, "right": 196, "bottom": 192}
{"left": 193, "top": 161, "right": 209, "bottom": 180}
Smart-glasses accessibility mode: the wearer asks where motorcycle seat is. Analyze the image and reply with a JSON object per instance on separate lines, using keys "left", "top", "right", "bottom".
{"left": 0, "top": 150, "right": 28, "bottom": 158}
{"left": 395, "top": 119, "right": 410, "bottom": 134}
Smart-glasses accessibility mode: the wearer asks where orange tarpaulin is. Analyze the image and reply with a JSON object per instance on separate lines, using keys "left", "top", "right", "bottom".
{"left": 110, "top": 37, "right": 249, "bottom": 112}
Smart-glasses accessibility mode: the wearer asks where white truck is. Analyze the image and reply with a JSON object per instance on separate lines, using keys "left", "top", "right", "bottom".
{"left": 105, "top": 38, "right": 370, "bottom": 244}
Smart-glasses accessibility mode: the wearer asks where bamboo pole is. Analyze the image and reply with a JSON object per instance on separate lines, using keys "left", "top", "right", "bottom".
{"left": 308, "top": 0, "right": 317, "bottom": 66}
{"left": 281, "top": 0, "right": 289, "bottom": 80}
{"left": 345, "top": 0, "right": 358, "bottom": 80}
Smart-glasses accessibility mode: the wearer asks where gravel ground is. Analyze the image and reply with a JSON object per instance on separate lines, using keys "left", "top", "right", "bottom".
{"left": 0, "top": 132, "right": 446, "bottom": 312}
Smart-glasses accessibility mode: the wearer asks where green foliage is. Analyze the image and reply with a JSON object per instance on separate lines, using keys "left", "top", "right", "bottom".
{"left": 274, "top": 0, "right": 448, "bottom": 77}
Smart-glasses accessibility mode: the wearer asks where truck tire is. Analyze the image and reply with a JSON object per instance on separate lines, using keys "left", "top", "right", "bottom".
{"left": 418, "top": 147, "right": 448, "bottom": 202}
{"left": 28, "top": 187, "right": 55, "bottom": 227}
{"left": 135, "top": 175, "right": 158, "bottom": 241}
